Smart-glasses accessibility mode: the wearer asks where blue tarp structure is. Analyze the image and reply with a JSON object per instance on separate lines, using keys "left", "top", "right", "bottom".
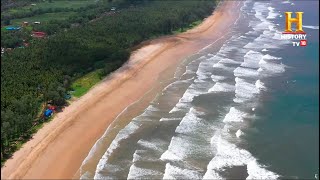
{"left": 5, "top": 27, "right": 21, "bottom": 30}
{"left": 44, "top": 109, "right": 53, "bottom": 117}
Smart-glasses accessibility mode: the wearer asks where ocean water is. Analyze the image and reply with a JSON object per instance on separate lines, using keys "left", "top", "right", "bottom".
{"left": 80, "top": 0, "right": 319, "bottom": 179}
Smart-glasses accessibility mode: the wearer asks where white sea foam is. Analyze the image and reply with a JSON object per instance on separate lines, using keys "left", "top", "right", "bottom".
{"left": 252, "top": 21, "right": 272, "bottom": 31}
{"left": 196, "top": 58, "right": 218, "bottom": 81}
{"left": 160, "top": 136, "right": 190, "bottom": 161}
{"left": 235, "top": 77, "right": 258, "bottom": 90}
{"left": 146, "top": 105, "right": 158, "bottom": 112}
{"left": 204, "top": 133, "right": 279, "bottom": 179}
{"left": 266, "top": 7, "right": 279, "bottom": 19}
{"left": 94, "top": 121, "right": 140, "bottom": 178}
{"left": 258, "top": 62, "right": 286, "bottom": 75}
{"left": 236, "top": 129, "right": 244, "bottom": 138}
{"left": 137, "top": 105, "right": 159, "bottom": 119}
{"left": 162, "top": 79, "right": 192, "bottom": 93}
{"left": 244, "top": 35, "right": 282, "bottom": 49}
{"left": 129, "top": 139, "right": 170, "bottom": 178}
{"left": 208, "top": 82, "right": 235, "bottom": 93}
{"left": 255, "top": 80, "right": 266, "bottom": 90}
{"left": 163, "top": 163, "right": 203, "bottom": 180}
{"left": 80, "top": 171, "right": 93, "bottom": 179}
{"left": 132, "top": 150, "right": 154, "bottom": 163}
{"left": 196, "top": 71, "right": 210, "bottom": 82}
{"left": 137, "top": 139, "right": 166, "bottom": 152}
{"left": 159, "top": 117, "right": 181, "bottom": 122}
{"left": 211, "top": 75, "right": 227, "bottom": 82}
{"left": 128, "top": 139, "right": 167, "bottom": 179}
{"left": 127, "top": 164, "right": 162, "bottom": 179}
{"left": 254, "top": 8, "right": 265, "bottom": 21}
{"left": 162, "top": 108, "right": 211, "bottom": 165}
{"left": 234, "top": 67, "right": 259, "bottom": 78}
{"left": 182, "top": 69, "right": 195, "bottom": 76}
{"left": 246, "top": 2, "right": 292, "bottom": 49}
{"left": 247, "top": 160, "right": 280, "bottom": 179}
{"left": 169, "top": 105, "right": 186, "bottom": 114}
{"left": 161, "top": 106, "right": 215, "bottom": 178}
{"left": 169, "top": 87, "right": 200, "bottom": 113}
{"left": 170, "top": 80, "right": 211, "bottom": 113}
{"left": 259, "top": 59, "right": 268, "bottom": 65}
{"left": 241, "top": 50, "right": 263, "bottom": 69}
{"left": 223, "top": 107, "right": 248, "bottom": 123}
{"left": 258, "top": 54, "right": 285, "bottom": 77}
{"left": 234, "top": 77, "right": 260, "bottom": 103}
{"left": 213, "top": 62, "right": 235, "bottom": 71}
{"left": 303, "top": 25, "right": 319, "bottom": 30}
{"left": 263, "top": 54, "right": 282, "bottom": 60}
{"left": 220, "top": 58, "right": 242, "bottom": 65}
{"left": 175, "top": 108, "right": 207, "bottom": 135}
{"left": 203, "top": 169, "right": 223, "bottom": 179}
{"left": 207, "top": 55, "right": 223, "bottom": 63}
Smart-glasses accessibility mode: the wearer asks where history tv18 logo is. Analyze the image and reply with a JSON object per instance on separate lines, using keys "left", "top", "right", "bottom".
{"left": 281, "top": 12, "right": 307, "bottom": 47}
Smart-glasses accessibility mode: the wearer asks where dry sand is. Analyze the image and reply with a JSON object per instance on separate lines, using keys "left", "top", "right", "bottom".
{"left": 1, "top": 1, "right": 242, "bottom": 179}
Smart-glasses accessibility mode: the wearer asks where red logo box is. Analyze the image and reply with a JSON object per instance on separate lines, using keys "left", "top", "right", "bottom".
{"left": 300, "top": 40, "right": 307, "bottom": 46}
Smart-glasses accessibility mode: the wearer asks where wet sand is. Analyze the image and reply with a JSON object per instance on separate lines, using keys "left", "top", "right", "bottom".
{"left": 1, "top": 1, "right": 242, "bottom": 179}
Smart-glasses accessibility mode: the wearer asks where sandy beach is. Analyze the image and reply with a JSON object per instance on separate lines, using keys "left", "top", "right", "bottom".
{"left": 1, "top": 1, "right": 242, "bottom": 179}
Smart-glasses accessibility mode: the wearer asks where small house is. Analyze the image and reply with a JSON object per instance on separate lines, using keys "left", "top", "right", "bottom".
{"left": 22, "top": 21, "right": 29, "bottom": 26}
{"left": 48, "top": 105, "right": 56, "bottom": 111}
{"left": 111, "top": 7, "right": 116, "bottom": 11}
{"left": 34, "top": 21, "right": 41, "bottom": 24}
{"left": 31, "top": 3, "right": 37, "bottom": 6}
{"left": 31, "top": 31, "right": 46, "bottom": 38}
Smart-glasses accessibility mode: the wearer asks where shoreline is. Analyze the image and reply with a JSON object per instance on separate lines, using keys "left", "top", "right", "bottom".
{"left": 1, "top": 1, "right": 242, "bottom": 179}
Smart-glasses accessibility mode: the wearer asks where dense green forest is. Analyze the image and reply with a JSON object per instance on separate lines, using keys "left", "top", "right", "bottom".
{"left": 1, "top": 0, "right": 218, "bottom": 164}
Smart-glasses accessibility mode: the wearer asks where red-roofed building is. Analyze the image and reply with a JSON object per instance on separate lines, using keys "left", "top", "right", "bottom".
{"left": 48, "top": 105, "right": 56, "bottom": 111}
{"left": 31, "top": 31, "right": 46, "bottom": 38}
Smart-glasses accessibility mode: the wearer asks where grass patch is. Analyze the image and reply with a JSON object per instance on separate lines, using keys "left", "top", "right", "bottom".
{"left": 71, "top": 69, "right": 104, "bottom": 97}
{"left": 11, "top": 12, "right": 77, "bottom": 25}
{"left": 25, "top": 26, "right": 34, "bottom": 31}
{"left": 1, "top": 27, "right": 7, "bottom": 32}
{"left": 172, "top": 20, "right": 203, "bottom": 34}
